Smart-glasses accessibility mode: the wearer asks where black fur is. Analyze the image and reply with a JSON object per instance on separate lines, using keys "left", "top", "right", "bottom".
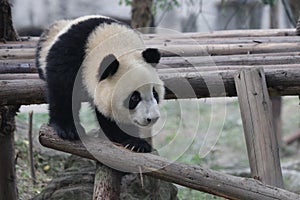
{"left": 38, "top": 16, "right": 153, "bottom": 152}
{"left": 45, "top": 17, "right": 117, "bottom": 140}
{"left": 95, "top": 108, "right": 152, "bottom": 153}
{"left": 153, "top": 88, "right": 159, "bottom": 103}
{"left": 98, "top": 54, "right": 119, "bottom": 81}
{"left": 142, "top": 48, "right": 161, "bottom": 65}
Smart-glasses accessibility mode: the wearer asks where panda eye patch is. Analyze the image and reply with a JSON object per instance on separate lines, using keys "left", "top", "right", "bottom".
{"left": 128, "top": 91, "right": 141, "bottom": 109}
{"left": 153, "top": 88, "right": 159, "bottom": 103}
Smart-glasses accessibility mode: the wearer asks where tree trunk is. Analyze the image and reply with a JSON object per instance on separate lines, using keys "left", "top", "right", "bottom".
{"left": 0, "top": 106, "right": 19, "bottom": 200}
{"left": 289, "top": 0, "right": 300, "bottom": 24}
{"left": 0, "top": 0, "right": 18, "bottom": 41}
{"left": 270, "top": 1, "right": 283, "bottom": 146}
{"left": 93, "top": 162, "right": 123, "bottom": 200}
{"left": 0, "top": 1, "right": 19, "bottom": 200}
{"left": 131, "top": 0, "right": 153, "bottom": 33}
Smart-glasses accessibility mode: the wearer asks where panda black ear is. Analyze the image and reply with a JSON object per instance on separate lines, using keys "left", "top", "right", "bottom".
{"left": 98, "top": 54, "right": 119, "bottom": 81}
{"left": 142, "top": 48, "right": 161, "bottom": 66}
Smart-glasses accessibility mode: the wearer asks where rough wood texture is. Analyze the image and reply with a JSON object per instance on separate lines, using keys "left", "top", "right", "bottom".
{"left": 0, "top": 79, "right": 46, "bottom": 105}
{"left": 38, "top": 124, "right": 300, "bottom": 200}
{"left": 131, "top": 0, "right": 153, "bottom": 31}
{"left": 93, "top": 162, "right": 123, "bottom": 200}
{"left": 0, "top": 73, "right": 38, "bottom": 80}
{"left": 234, "top": 68, "right": 283, "bottom": 188}
{"left": 0, "top": 105, "right": 19, "bottom": 200}
{"left": 0, "top": 0, "right": 18, "bottom": 41}
{"left": 0, "top": 1, "right": 19, "bottom": 200}
{"left": 1, "top": 67, "right": 300, "bottom": 105}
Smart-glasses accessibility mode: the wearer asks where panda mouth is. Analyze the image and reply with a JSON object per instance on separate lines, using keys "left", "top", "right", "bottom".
{"left": 134, "top": 120, "right": 151, "bottom": 127}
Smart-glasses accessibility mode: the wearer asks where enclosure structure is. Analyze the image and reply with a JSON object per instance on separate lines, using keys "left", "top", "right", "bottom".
{"left": 1, "top": 27, "right": 300, "bottom": 199}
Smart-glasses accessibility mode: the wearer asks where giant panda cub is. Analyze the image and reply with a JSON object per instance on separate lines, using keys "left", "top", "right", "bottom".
{"left": 36, "top": 15, "right": 165, "bottom": 153}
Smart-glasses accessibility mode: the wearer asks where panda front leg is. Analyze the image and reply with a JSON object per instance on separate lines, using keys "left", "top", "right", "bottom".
{"left": 47, "top": 85, "right": 85, "bottom": 140}
{"left": 95, "top": 109, "right": 152, "bottom": 153}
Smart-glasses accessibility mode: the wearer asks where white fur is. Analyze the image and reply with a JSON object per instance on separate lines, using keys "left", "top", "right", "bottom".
{"left": 81, "top": 21, "right": 165, "bottom": 124}
{"left": 39, "top": 15, "right": 165, "bottom": 126}
{"left": 129, "top": 84, "right": 161, "bottom": 126}
{"left": 37, "top": 20, "right": 70, "bottom": 76}
{"left": 38, "top": 15, "right": 110, "bottom": 77}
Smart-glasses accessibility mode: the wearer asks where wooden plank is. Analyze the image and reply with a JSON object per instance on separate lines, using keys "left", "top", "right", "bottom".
{"left": 234, "top": 68, "right": 283, "bottom": 188}
{"left": 38, "top": 124, "right": 300, "bottom": 200}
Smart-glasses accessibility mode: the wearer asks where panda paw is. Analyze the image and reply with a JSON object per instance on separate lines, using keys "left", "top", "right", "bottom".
{"left": 121, "top": 139, "right": 152, "bottom": 153}
{"left": 50, "top": 122, "right": 85, "bottom": 140}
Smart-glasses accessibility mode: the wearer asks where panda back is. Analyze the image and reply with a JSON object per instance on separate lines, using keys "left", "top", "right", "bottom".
{"left": 36, "top": 16, "right": 119, "bottom": 80}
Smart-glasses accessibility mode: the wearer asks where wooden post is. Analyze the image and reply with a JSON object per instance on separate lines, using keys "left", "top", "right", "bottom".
{"left": 28, "top": 111, "right": 36, "bottom": 184}
{"left": 0, "top": 106, "right": 19, "bottom": 200}
{"left": 234, "top": 68, "right": 283, "bottom": 188}
{"left": 0, "top": 1, "right": 19, "bottom": 199}
{"left": 93, "top": 162, "right": 123, "bottom": 200}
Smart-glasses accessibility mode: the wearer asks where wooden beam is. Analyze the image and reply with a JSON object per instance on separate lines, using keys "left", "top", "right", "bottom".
{"left": 39, "top": 124, "right": 300, "bottom": 200}
{"left": 234, "top": 68, "right": 283, "bottom": 188}
{"left": 1, "top": 41, "right": 300, "bottom": 59}
{"left": 1, "top": 67, "right": 300, "bottom": 105}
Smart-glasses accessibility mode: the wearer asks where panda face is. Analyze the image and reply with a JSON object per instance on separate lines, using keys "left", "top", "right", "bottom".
{"left": 126, "top": 85, "right": 160, "bottom": 127}
{"left": 89, "top": 48, "right": 164, "bottom": 127}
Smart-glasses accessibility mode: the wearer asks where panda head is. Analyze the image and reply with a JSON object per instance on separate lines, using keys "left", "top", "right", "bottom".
{"left": 93, "top": 48, "right": 164, "bottom": 127}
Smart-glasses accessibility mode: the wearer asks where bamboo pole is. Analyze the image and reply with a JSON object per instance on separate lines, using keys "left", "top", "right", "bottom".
{"left": 38, "top": 124, "right": 300, "bottom": 200}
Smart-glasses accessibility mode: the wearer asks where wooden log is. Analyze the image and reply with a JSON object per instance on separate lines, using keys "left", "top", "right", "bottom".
{"left": 0, "top": 59, "right": 35, "bottom": 71}
{"left": 1, "top": 68, "right": 300, "bottom": 105}
{"left": 93, "top": 162, "right": 123, "bottom": 200}
{"left": 1, "top": 52, "right": 300, "bottom": 73}
{"left": 158, "top": 65, "right": 300, "bottom": 74}
{"left": 0, "top": 48, "right": 35, "bottom": 59}
{"left": 0, "top": 74, "right": 39, "bottom": 80}
{"left": 1, "top": 42, "right": 300, "bottom": 59}
{"left": 234, "top": 68, "right": 283, "bottom": 187}
{"left": 0, "top": 41, "right": 36, "bottom": 49}
{"left": 0, "top": 79, "right": 46, "bottom": 105}
{"left": 145, "top": 36, "right": 300, "bottom": 46}
{"left": 157, "top": 43, "right": 300, "bottom": 57}
{"left": 143, "top": 29, "right": 296, "bottom": 40}
{"left": 0, "top": 106, "right": 19, "bottom": 200}
{"left": 38, "top": 124, "right": 300, "bottom": 200}
{"left": 0, "top": 29, "right": 296, "bottom": 50}
{"left": 160, "top": 54, "right": 300, "bottom": 68}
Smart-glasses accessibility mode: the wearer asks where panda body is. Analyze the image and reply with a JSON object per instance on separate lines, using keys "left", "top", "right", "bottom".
{"left": 36, "top": 15, "right": 164, "bottom": 153}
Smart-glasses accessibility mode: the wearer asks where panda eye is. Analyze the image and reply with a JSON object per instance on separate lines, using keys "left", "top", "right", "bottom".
{"left": 130, "top": 91, "right": 141, "bottom": 102}
{"left": 128, "top": 91, "right": 141, "bottom": 110}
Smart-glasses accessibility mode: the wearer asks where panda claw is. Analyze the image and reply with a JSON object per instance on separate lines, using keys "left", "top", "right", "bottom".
{"left": 131, "top": 146, "right": 136, "bottom": 151}
{"left": 121, "top": 139, "right": 152, "bottom": 153}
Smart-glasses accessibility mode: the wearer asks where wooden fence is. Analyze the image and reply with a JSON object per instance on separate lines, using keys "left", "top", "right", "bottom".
{"left": 1, "top": 28, "right": 300, "bottom": 199}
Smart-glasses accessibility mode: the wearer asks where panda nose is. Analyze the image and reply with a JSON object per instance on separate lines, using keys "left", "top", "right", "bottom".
{"left": 147, "top": 117, "right": 159, "bottom": 124}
